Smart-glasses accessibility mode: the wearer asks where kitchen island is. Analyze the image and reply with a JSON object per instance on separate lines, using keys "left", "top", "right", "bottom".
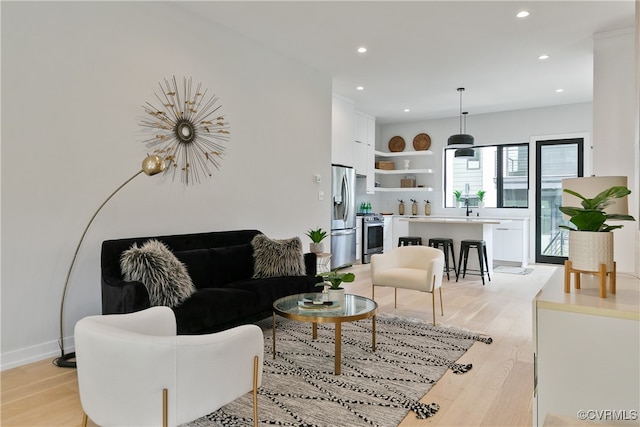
{"left": 398, "top": 216, "right": 529, "bottom": 273}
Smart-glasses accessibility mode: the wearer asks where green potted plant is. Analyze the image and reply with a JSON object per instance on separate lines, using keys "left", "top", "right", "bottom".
{"left": 453, "top": 190, "right": 463, "bottom": 208}
{"left": 477, "top": 190, "right": 486, "bottom": 208}
{"left": 559, "top": 185, "right": 635, "bottom": 272}
{"left": 305, "top": 228, "right": 327, "bottom": 254}
{"left": 316, "top": 266, "right": 355, "bottom": 301}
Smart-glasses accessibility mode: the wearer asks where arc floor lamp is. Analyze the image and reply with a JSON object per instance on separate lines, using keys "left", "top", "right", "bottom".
{"left": 54, "top": 76, "right": 230, "bottom": 368}
{"left": 54, "top": 155, "right": 166, "bottom": 367}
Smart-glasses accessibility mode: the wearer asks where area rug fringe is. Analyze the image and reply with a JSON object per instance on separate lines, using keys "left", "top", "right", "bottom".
{"left": 185, "top": 314, "right": 492, "bottom": 427}
{"left": 376, "top": 312, "right": 494, "bottom": 345}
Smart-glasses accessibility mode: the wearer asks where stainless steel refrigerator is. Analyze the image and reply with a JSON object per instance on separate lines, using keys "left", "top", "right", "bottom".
{"left": 331, "top": 164, "right": 356, "bottom": 269}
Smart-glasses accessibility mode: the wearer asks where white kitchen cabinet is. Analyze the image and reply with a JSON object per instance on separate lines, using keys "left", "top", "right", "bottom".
{"left": 374, "top": 150, "right": 434, "bottom": 192}
{"left": 365, "top": 118, "right": 376, "bottom": 194}
{"left": 391, "top": 216, "right": 409, "bottom": 248}
{"left": 355, "top": 216, "right": 362, "bottom": 262}
{"left": 493, "top": 219, "right": 529, "bottom": 266}
{"left": 353, "top": 140, "right": 368, "bottom": 175}
{"left": 533, "top": 269, "right": 639, "bottom": 426}
{"left": 383, "top": 215, "right": 393, "bottom": 253}
{"left": 331, "top": 95, "right": 355, "bottom": 167}
{"left": 353, "top": 111, "right": 376, "bottom": 194}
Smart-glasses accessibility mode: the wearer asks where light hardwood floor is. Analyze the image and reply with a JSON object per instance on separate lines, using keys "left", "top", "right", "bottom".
{"left": 1, "top": 263, "right": 557, "bottom": 427}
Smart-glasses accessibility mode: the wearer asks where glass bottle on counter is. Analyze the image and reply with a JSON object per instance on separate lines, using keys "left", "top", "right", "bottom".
{"left": 424, "top": 200, "right": 431, "bottom": 216}
{"left": 398, "top": 199, "right": 405, "bottom": 215}
{"left": 411, "top": 199, "right": 418, "bottom": 215}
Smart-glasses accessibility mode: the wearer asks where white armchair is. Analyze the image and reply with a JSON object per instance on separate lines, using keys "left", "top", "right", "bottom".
{"left": 371, "top": 245, "right": 445, "bottom": 325}
{"left": 74, "top": 306, "right": 263, "bottom": 427}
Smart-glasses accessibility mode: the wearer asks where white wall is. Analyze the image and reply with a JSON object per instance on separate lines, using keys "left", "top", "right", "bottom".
{"left": 1, "top": 2, "right": 332, "bottom": 369}
{"left": 592, "top": 28, "right": 639, "bottom": 276}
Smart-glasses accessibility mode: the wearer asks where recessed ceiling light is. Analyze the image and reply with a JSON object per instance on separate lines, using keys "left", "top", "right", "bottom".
{"left": 538, "top": 54, "right": 550, "bottom": 60}
{"left": 356, "top": 86, "right": 364, "bottom": 91}
{"left": 556, "top": 89, "right": 564, "bottom": 93}
{"left": 404, "top": 109, "right": 410, "bottom": 113}
{"left": 357, "top": 47, "right": 367, "bottom": 53}
{"left": 516, "top": 10, "right": 530, "bottom": 18}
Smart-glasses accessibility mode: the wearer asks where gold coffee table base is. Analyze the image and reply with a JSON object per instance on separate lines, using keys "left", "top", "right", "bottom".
{"left": 272, "top": 293, "right": 378, "bottom": 375}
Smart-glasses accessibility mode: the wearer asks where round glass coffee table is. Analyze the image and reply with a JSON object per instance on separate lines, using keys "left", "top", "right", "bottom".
{"left": 272, "top": 293, "right": 378, "bottom": 375}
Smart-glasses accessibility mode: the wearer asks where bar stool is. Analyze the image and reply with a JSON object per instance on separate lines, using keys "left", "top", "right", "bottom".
{"left": 428, "top": 238, "right": 457, "bottom": 280}
{"left": 457, "top": 239, "right": 491, "bottom": 285}
{"left": 398, "top": 236, "right": 422, "bottom": 246}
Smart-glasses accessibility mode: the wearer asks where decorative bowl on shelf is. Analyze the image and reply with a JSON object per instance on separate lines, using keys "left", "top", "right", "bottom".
{"left": 413, "top": 133, "right": 431, "bottom": 151}
{"left": 388, "top": 136, "right": 405, "bottom": 152}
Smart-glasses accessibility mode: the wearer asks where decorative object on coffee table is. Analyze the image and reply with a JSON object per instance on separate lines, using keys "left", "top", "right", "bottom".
{"left": 140, "top": 76, "right": 230, "bottom": 185}
{"left": 559, "top": 176, "right": 635, "bottom": 298}
{"left": 316, "top": 266, "right": 355, "bottom": 303}
{"left": 316, "top": 267, "right": 355, "bottom": 289}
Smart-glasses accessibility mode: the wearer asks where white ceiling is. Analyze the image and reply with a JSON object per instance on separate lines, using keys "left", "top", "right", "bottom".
{"left": 179, "top": 1, "right": 635, "bottom": 124}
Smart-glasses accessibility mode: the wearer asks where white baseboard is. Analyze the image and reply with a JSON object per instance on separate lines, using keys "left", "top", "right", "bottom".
{"left": 1, "top": 337, "right": 75, "bottom": 371}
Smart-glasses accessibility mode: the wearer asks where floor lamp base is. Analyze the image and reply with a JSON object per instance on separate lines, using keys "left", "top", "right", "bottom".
{"left": 53, "top": 352, "right": 76, "bottom": 368}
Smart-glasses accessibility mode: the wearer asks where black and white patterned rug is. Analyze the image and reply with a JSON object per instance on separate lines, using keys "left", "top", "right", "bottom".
{"left": 185, "top": 314, "right": 492, "bottom": 427}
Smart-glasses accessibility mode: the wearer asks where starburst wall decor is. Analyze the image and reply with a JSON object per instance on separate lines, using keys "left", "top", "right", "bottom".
{"left": 140, "top": 76, "right": 230, "bottom": 185}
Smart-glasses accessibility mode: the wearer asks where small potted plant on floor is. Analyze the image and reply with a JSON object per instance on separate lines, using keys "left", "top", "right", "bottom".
{"left": 305, "top": 228, "right": 327, "bottom": 254}
{"left": 559, "top": 185, "right": 634, "bottom": 272}
{"left": 477, "top": 190, "right": 486, "bottom": 208}
{"left": 316, "top": 266, "right": 355, "bottom": 302}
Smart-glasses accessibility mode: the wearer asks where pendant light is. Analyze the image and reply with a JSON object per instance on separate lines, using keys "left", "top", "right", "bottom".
{"left": 455, "top": 112, "right": 475, "bottom": 157}
{"left": 448, "top": 88, "right": 474, "bottom": 148}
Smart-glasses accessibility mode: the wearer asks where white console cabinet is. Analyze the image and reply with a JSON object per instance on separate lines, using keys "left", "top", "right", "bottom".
{"left": 533, "top": 269, "right": 639, "bottom": 426}
{"left": 493, "top": 219, "right": 529, "bottom": 266}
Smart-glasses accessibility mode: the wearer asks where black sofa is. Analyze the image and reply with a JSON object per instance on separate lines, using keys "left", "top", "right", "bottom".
{"left": 101, "top": 229, "right": 320, "bottom": 334}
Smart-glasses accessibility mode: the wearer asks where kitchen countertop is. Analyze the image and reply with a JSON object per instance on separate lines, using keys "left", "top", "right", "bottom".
{"left": 398, "top": 216, "right": 517, "bottom": 225}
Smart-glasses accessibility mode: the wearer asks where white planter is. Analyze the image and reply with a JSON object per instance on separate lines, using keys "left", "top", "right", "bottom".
{"left": 327, "top": 288, "right": 345, "bottom": 303}
{"left": 478, "top": 201, "right": 485, "bottom": 209}
{"left": 310, "top": 242, "right": 324, "bottom": 254}
{"left": 455, "top": 201, "right": 462, "bottom": 208}
{"left": 568, "top": 230, "right": 614, "bottom": 272}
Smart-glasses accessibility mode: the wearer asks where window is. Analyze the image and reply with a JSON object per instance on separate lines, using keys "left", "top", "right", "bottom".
{"left": 444, "top": 143, "right": 528, "bottom": 208}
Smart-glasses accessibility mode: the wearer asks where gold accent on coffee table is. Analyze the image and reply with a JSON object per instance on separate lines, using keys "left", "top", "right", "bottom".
{"left": 272, "top": 293, "right": 377, "bottom": 375}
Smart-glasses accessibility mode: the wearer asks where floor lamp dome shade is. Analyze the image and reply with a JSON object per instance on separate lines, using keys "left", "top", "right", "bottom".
{"left": 448, "top": 88, "right": 474, "bottom": 148}
{"left": 142, "top": 154, "right": 166, "bottom": 176}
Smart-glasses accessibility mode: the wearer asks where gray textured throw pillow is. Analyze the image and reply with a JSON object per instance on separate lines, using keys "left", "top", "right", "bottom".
{"left": 120, "top": 239, "right": 196, "bottom": 307}
{"left": 251, "top": 234, "right": 306, "bottom": 278}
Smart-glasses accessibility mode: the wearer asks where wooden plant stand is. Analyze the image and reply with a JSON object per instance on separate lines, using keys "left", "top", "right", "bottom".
{"left": 564, "top": 260, "right": 616, "bottom": 298}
